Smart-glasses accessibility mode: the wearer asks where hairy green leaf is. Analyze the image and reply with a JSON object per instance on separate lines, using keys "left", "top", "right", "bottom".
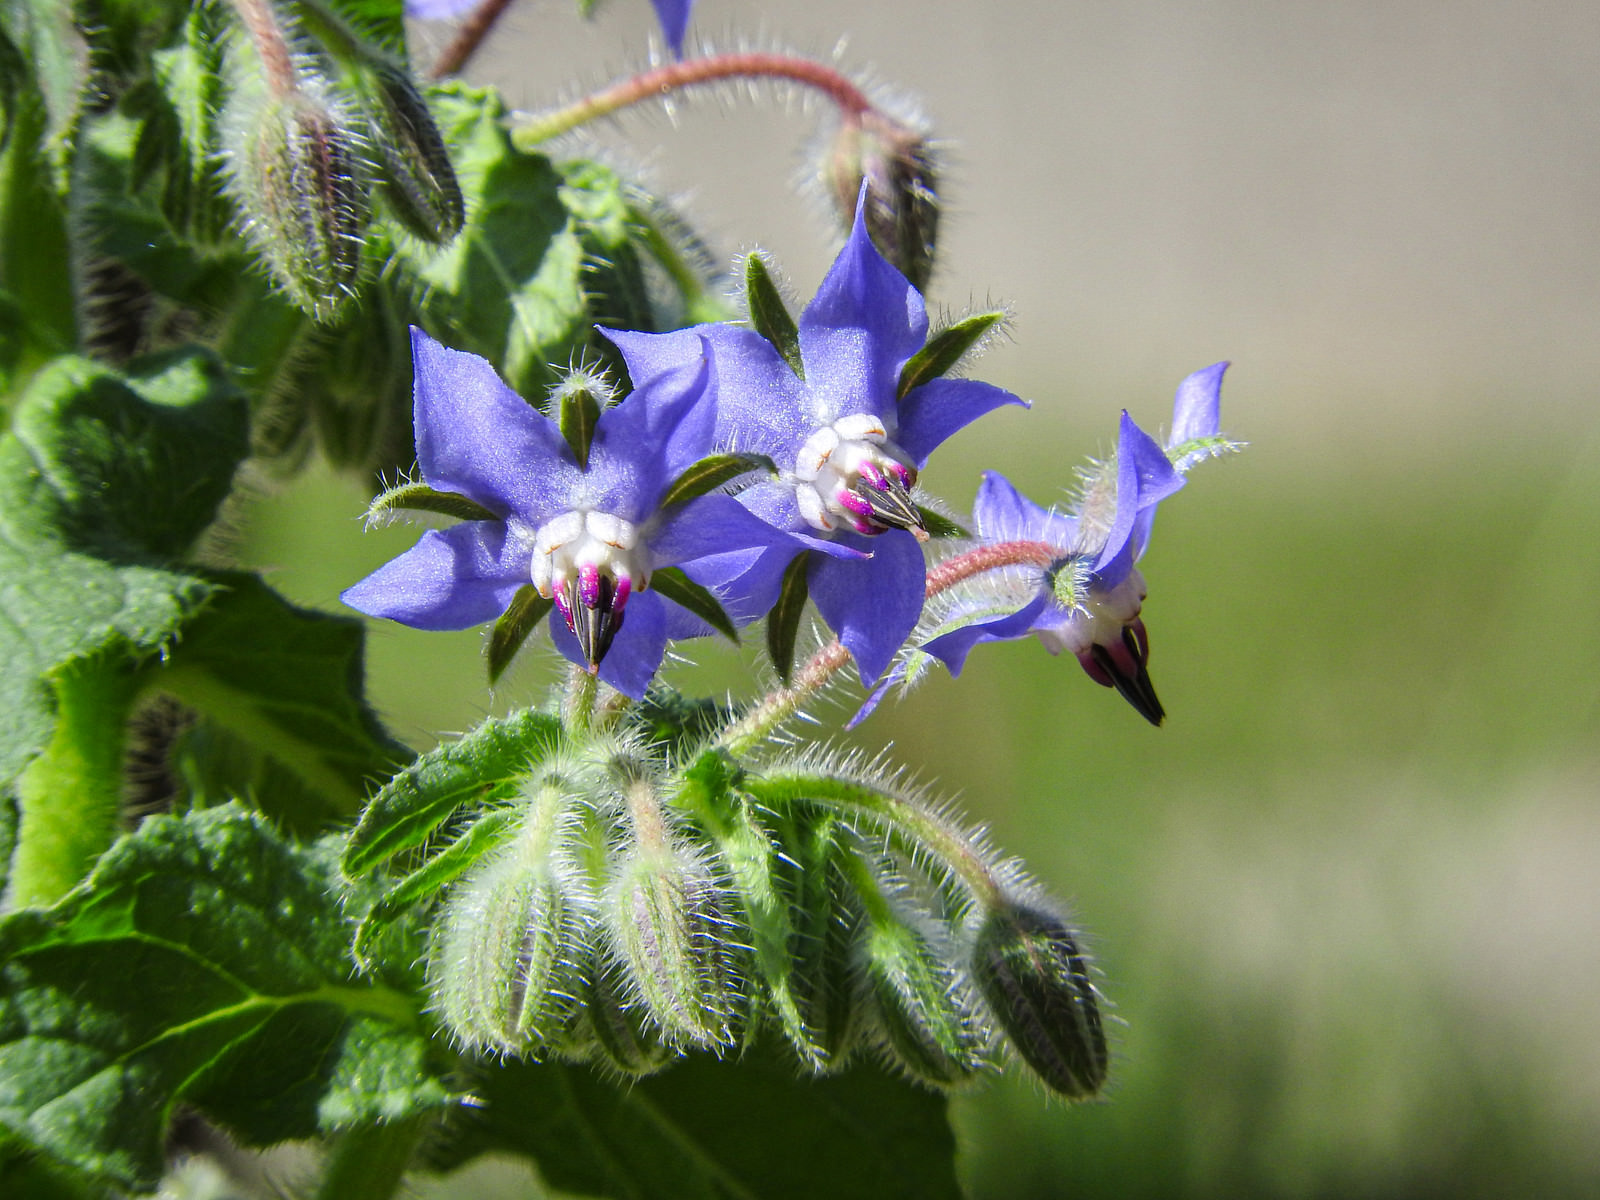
{"left": 365, "top": 480, "right": 500, "bottom": 526}
{"left": 427, "top": 1049, "right": 961, "bottom": 1200}
{"left": 559, "top": 381, "right": 602, "bottom": 469}
{"left": 344, "top": 708, "right": 564, "bottom": 877}
{"left": 651, "top": 567, "right": 738, "bottom": 644}
{"left": 488, "top": 584, "right": 554, "bottom": 685}
{"left": 154, "top": 572, "right": 410, "bottom": 827}
{"left": 659, "top": 452, "right": 776, "bottom": 511}
{"left": 896, "top": 310, "right": 1004, "bottom": 399}
{"left": 764, "top": 553, "right": 810, "bottom": 684}
{"left": 0, "top": 806, "right": 447, "bottom": 1189}
{"left": 745, "top": 253, "right": 803, "bottom": 378}
{"left": 387, "top": 84, "right": 660, "bottom": 399}
{"left": 0, "top": 350, "right": 247, "bottom": 787}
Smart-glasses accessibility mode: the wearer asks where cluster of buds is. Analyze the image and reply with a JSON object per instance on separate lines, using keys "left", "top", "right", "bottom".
{"left": 218, "top": 0, "right": 463, "bottom": 321}
{"left": 347, "top": 705, "right": 1109, "bottom": 1098}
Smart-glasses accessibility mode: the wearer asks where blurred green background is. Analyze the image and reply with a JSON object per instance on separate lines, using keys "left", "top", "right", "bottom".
{"left": 243, "top": 1, "right": 1600, "bottom": 1195}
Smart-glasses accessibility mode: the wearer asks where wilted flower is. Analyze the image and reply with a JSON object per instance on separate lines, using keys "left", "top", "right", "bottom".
{"left": 342, "top": 328, "right": 799, "bottom": 697}
{"left": 899, "top": 363, "right": 1232, "bottom": 724}
{"left": 610, "top": 197, "right": 1025, "bottom": 684}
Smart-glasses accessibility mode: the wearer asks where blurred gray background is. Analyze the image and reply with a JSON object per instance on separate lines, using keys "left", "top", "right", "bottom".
{"left": 251, "top": 2, "right": 1600, "bottom": 1196}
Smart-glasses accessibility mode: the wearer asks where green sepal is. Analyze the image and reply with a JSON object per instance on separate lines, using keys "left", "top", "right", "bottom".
{"left": 488, "top": 584, "right": 553, "bottom": 684}
{"left": 353, "top": 806, "right": 521, "bottom": 968}
{"left": 354, "top": 61, "right": 465, "bottom": 243}
{"left": 0, "top": 806, "right": 447, "bottom": 1190}
{"left": 916, "top": 505, "right": 969, "bottom": 539}
{"left": 559, "top": 381, "right": 602, "bottom": 469}
{"left": 745, "top": 252, "right": 803, "bottom": 378}
{"left": 1167, "top": 432, "right": 1243, "bottom": 470}
{"left": 651, "top": 568, "right": 738, "bottom": 644}
{"left": 365, "top": 479, "right": 501, "bottom": 526}
{"left": 765, "top": 552, "right": 810, "bottom": 684}
{"left": 659, "top": 451, "right": 776, "bottom": 511}
{"left": 896, "top": 311, "right": 1004, "bottom": 399}
{"left": 343, "top": 708, "right": 564, "bottom": 877}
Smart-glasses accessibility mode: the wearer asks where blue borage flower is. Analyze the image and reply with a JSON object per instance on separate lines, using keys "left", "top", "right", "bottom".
{"left": 342, "top": 328, "right": 800, "bottom": 698}
{"left": 609, "top": 197, "right": 1026, "bottom": 684}
{"left": 406, "top": 0, "right": 694, "bottom": 58}
{"left": 855, "top": 363, "right": 1233, "bottom": 725}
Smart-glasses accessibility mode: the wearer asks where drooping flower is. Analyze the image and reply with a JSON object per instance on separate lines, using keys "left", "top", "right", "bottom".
{"left": 342, "top": 328, "right": 800, "bottom": 698}
{"left": 607, "top": 197, "right": 1026, "bottom": 684}
{"left": 875, "top": 363, "right": 1233, "bottom": 724}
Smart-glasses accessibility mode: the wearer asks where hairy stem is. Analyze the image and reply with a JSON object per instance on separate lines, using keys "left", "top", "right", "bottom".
{"left": 427, "top": 0, "right": 518, "bottom": 80}
{"left": 6, "top": 657, "right": 144, "bottom": 909}
{"left": 226, "top": 0, "right": 299, "bottom": 97}
{"left": 312, "top": 1114, "right": 429, "bottom": 1200}
{"left": 511, "top": 52, "right": 876, "bottom": 148}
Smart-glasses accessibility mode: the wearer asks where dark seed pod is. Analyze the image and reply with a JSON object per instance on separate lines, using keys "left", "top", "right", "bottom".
{"left": 971, "top": 900, "right": 1109, "bottom": 1099}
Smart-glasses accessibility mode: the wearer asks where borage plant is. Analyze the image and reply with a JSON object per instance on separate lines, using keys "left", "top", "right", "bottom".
{"left": 0, "top": 0, "right": 1238, "bottom": 1196}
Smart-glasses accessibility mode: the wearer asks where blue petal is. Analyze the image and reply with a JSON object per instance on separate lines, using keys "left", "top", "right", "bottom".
{"left": 1093, "top": 412, "right": 1184, "bottom": 584}
{"left": 410, "top": 327, "right": 576, "bottom": 521}
{"left": 341, "top": 522, "right": 527, "bottom": 631}
{"left": 1169, "top": 361, "right": 1228, "bottom": 448}
{"left": 548, "top": 590, "right": 669, "bottom": 700}
{"left": 697, "top": 324, "right": 816, "bottom": 464}
{"left": 586, "top": 340, "right": 714, "bottom": 517}
{"left": 808, "top": 529, "right": 926, "bottom": 685}
{"left": 896, "top": 378, "right": 1028, "bottom": 467}
{"left": 972, "top": 471, "right": 1076, "bottom": 549}
{"left": 649, "top": 492, "right": 805, "bottom": 569}
{"left": 649, "top": 0, "right": 693, "bottom": 56}
{"left": 405, "top": 0, "right": 477, "bottom": 17}
{"left": 797, "top": 194, "right": 928, "bottom": 427}
{"left": 603, "top": 327, "right": 707, "bottom": 389}
{"left": 920, "top": 592, "right": 1052, "bottom": 676}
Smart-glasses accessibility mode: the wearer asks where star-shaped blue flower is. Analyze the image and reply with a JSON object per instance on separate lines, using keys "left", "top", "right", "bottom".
{"left": 342, "top": 328, "right": 799, "bottom": 698}
{"left": 893, "top": 363, "right": 1231, "bottom": 723}
{"left": 609, "top": 200, "right": 1027, "bottom": 684}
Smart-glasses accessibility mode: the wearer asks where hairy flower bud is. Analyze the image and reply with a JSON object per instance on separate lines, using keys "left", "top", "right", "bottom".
{"left": 970, "top": 900, "right": 1109, "bottom": 1099}
{"left": 353, "top": 60, "right": 464, "bottom": 244}
{"left": 427, "top": 789, "right": 591, "bottom": 1056}
{"left": 605, "top": 848, "right": 743, "bottom": 1049}
{"left": 223, "top": 78, "right": 369, "bottom": 322}
{"left": 774, "top": 815, "right": 864, "bottom": 1070}
{"left": 859, "top": 904, "right": 990, "bottom": 1087}
{"left": 823, "top": 113, "right": 940, "bottom": 290}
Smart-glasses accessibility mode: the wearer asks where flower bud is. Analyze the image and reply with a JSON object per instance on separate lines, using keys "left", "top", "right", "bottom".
{"left": 427, "top": 793, "right": 592, "bottom": 1056}
{"left": 970, "top": 900, "right": 1108, "bottom": 1099}
{"left": 773, "top": 815, "right": 864, "bottom": 1070}
{"left": 822, "top": 112, "right": 940, "bottom": 290}
{"left": 354, "top": 60, "right": 464, "bottom": 244}
{"left": 605, "top": 849, "right": 743, "bottom": 1049}
{"left": 859, "top": 908, "right": 990, "bottom": 1087}
{"left": 223, "top": 82, "right": 369, "bottom": 323}
{"left": 576, "top": 956, "right": 675, "bottom": 1076}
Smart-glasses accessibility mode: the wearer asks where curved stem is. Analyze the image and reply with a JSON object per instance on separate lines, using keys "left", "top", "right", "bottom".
{"left": 427, "top": 0, "right": 518, "bottom": 80}
{"left": 511, "top": 52, "right": 876, "bottom": 148}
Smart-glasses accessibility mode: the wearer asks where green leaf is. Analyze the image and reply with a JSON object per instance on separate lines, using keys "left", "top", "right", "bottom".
{"left": 427, "top": 1049, "right": 961, "bottom": 1200}
{"left": 651, "top": 568, "right": 738, "bottom": 644}
{"left": 744, "top": 253, "right": 803, "bottom": 378}
{"left": 0, "top": 806, "right": 447, "bottom": 1189}
{"left": 344, "top": 708, "right": 564, "bottom": 877}
{"left": 659, "top": 452, "right": 776, "bottom": 511}
{"left": 558, "top": 380, "right": 602, "bottom": 469}
{"left": 387, "top": 84, "right": 661, "bottom": 399}
{"left": 353, "top": 806, "right": 522, "bottom": 967}
{"left": 364, "top": 480, "right": 500, "bottom": 526}
{"left": 0, "top": 350, "right": 248, "bottom": 788}
{"left": 916, "top": 505, "right": 969, "bottom": 539}
{"left": 488, "top": 584, "right": 553, "bottom": 685}
{"left": 153, "top": 572, "right": 410, "bottom": 828}
{"left": 764, "top": 553, "right": 810, "bottom": 684}
{"left": 896, "top": 311, "right": 1004, "bottom": 399}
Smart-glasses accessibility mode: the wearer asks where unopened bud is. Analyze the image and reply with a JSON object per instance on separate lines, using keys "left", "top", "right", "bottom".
{"left": 606, "top": 850, "right": 743, "bottom": 1049}
{"left": 223, "top": 73, "right": 369, "bottom": 322}
{"left": 577, "top": 956, "right": 675, "bottom": 1076}
{"left": 427, "top": 794, "right": 591, "bottom": 1056}
{"left": 774, "top": 816, "right": 864, "bottom": 1070}
{"left": 860, "top": 910, "right": 990, "bottom": 1087}
{"left": 356, "top": 61, "right": 464, "bottom": 244}
{"left": 824, "top": 113, "right": 940, "bottom": 290}
{"left": 971, "top": 900, "right": 1109, "bottom": 1099}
